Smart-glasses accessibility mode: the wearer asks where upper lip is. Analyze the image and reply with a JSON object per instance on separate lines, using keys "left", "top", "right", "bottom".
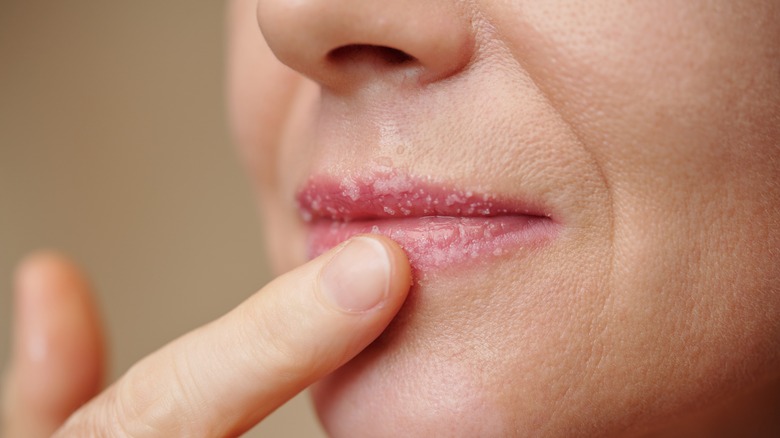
{"left": 295, "top": 172, "right": 551, "bottom": 223}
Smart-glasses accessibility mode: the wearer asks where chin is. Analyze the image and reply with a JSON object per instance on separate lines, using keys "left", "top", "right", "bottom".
{"left": 310, "top": 345, "right": 509, "bottom": 438}
{"left": 307, "top": 265, "right": 527, "bottom": 437}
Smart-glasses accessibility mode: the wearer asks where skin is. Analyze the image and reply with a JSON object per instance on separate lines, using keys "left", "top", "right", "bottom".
{"left": 234, "top": 0, "right": 780, "bottom": 435}
{"left": 3, "top": 0, "right": 779, "bottom": 436}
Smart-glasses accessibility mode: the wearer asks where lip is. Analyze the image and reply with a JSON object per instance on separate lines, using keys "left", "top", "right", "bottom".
{"left": 297, "top": 172, "right": 557, "bottom": 272}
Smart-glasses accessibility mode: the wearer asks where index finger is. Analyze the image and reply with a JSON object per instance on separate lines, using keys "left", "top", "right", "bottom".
{"left": 55, "top": 235, "right": 412, "bottom": 437}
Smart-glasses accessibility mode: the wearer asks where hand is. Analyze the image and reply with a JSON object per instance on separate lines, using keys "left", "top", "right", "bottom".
{"left": 2, "top": 236, "right": 411, "bottom": 437}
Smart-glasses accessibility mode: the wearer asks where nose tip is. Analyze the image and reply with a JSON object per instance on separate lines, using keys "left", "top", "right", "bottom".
{"left": 257, "top": 0, "right": 475, "bottom": 90}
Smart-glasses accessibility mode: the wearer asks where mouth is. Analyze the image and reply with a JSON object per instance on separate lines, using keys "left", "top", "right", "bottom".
{"left": 297, "top": 171, "right": 557, "bottom": 272}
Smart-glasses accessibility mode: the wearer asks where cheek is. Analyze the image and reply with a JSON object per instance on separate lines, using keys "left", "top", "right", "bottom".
{"left": 258, "top": 84, "right": 323, "bottom": 274}
{"left": 484, "top": 0, "right": 780, "bottom": 427}
{"left": 486, "top": 0, "right": 780, "bottom": 177}
{"left": 228, "top": 0, "right": 317, "bottom": 273}
{"left": 227, "top": 0, "right": 304, "bottom": 189}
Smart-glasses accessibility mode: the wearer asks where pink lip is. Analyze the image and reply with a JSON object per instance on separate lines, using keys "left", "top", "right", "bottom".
{"left": 297, "top": 173, "right": 557, "bottom": 271}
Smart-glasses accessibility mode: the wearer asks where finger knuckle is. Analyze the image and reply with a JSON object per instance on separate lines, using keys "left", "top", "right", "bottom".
{"left": 53, "top": 386, "right": 133, "bottom": 438}
{"left": 56, "top": 354, "right": 211, "bottom": 437}
{"left": 110, "top": 362, "right": 189, "bottom": 436}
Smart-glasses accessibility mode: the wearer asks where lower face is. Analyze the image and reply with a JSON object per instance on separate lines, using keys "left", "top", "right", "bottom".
{"left": 228, "top": 0, "right": 780, "bottom": 435}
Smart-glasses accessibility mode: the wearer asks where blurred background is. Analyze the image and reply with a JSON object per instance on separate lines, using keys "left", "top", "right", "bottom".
{"left": 0, "top": 1, "right": 324, "bottom": 435}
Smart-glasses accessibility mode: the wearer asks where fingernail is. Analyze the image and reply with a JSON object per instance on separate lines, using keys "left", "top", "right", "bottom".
{"left": 320, "top": 237, "right": 391, "bottom": 313}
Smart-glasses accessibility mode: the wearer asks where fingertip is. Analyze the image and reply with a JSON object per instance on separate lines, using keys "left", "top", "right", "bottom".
{"left": 14, "top": 250, "right": 90, "bottom": 299}
{"left": 9, "top": 250, "right": 104, "bottom": 422}
{"left": 13, "top": 249, "right": 99, "bottom": 364}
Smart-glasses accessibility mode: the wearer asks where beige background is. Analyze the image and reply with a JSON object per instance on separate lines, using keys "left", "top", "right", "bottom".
{"left": 0, "top": 1, "right": 324, "bottom": 436}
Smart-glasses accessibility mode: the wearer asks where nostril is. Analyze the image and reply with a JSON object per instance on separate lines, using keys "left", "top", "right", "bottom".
{"left": 328, "top": 44, "right": 416, "bottom": 66}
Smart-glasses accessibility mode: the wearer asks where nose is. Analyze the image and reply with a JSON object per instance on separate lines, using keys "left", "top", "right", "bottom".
{"left": 256, "top": 0, "right": 475, "bottom": 90}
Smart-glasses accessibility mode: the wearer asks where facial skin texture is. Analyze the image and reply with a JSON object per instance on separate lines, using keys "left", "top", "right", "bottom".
{"left": 228, "top": 0, "right": 780, "bottom": 436}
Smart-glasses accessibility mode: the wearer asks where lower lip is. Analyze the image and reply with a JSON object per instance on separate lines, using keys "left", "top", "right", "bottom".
{"left": 307, "top": 215, "right": 555, "bottom": 271}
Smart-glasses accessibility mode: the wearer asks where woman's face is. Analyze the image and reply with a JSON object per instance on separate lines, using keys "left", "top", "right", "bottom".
{"left": 228, "top": 0, "right": 780, "bottom": 435}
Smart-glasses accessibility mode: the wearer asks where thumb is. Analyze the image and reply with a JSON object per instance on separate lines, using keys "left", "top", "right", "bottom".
{"left": 2, "top": 252, "right": 106, "bottom": 438}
